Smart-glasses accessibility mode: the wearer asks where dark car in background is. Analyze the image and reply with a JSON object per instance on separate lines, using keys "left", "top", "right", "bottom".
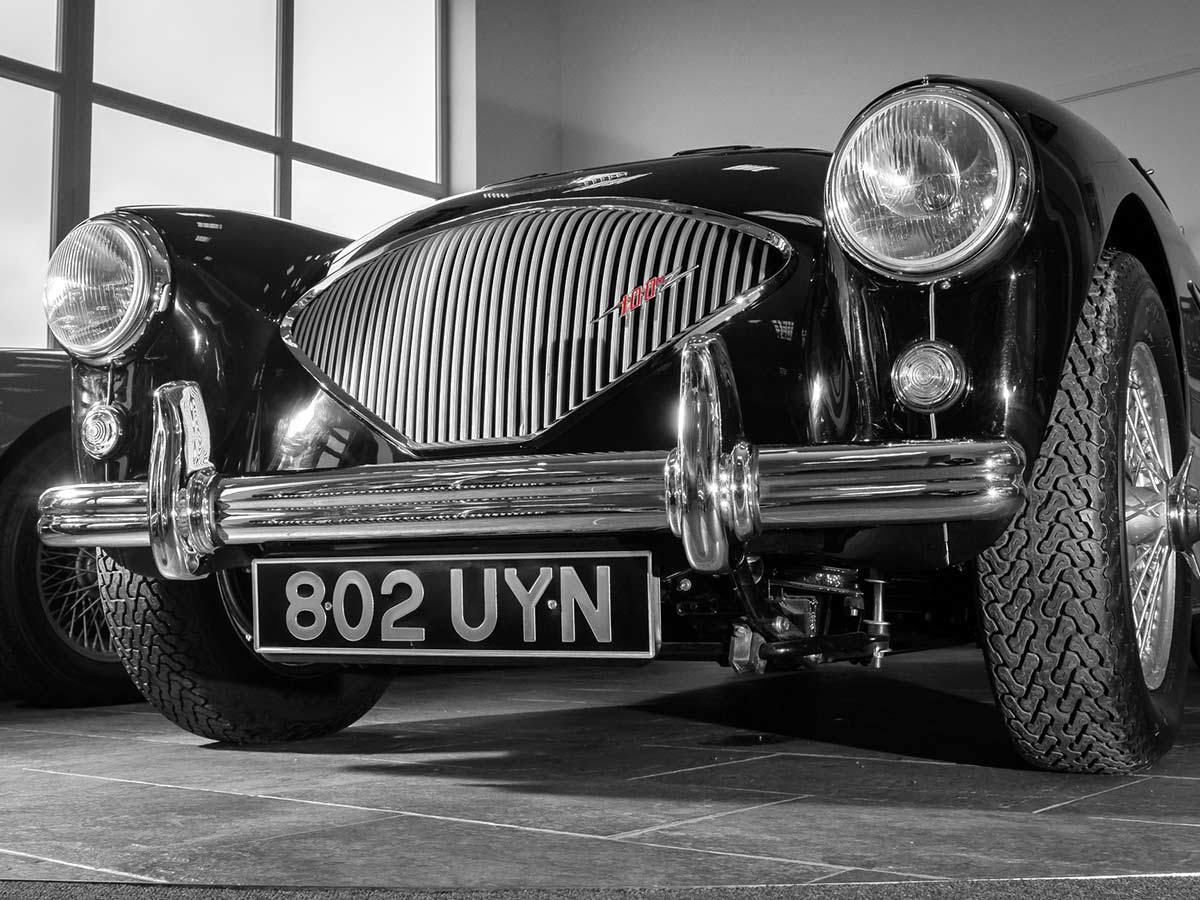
{"left": 0, "top": 348, "right": 134, "bottom": 705}
{"left": 32, "top": 75, "right": 1200, "bottom": 771}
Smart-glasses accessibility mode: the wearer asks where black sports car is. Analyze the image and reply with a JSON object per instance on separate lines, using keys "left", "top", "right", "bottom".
{"left": 0, "top": 348, "right": 134, "bottom": 705}
{"left": 35, "top": 75, "right": 1200, "bottom": 771}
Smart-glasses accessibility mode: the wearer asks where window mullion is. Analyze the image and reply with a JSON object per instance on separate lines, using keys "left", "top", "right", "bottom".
{"left": 50, "top": 0, "right": 94, "bottom": 247}
{"left": 275, "top": 0, "right": 295, "bottom": 219}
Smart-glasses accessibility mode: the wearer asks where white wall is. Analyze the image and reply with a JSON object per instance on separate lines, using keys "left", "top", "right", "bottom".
{"left": 554, "top": 0, "right": 1200, "bottom": 256}
{"left": 449, "top": 0, "right": 562, "bottom": 193}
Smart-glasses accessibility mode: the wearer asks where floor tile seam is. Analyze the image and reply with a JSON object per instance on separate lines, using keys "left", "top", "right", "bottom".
{"left": 604, "top": 794, "right": 813, "bottom": 839}
{"left": 0, "top": 846, "right": 169, "bottom": 883}
{"left": 609, "top": 837, "right": 949, "bottom": 881}
{"left": 642, "top": 743, "right": 959, "bottom": 766}
{"left": 627, "top": 753, "right": 783, "bottom": 781}
{"left": 208, "top": 813, "right": 412, "bottom": 849}
{"left": 1030, "top": 776, "right": 1152, "bottom": 814}
{"left": 22, "top": 766, "right": 627, "bottom": 840}
{"left": 20, "top": 766, "right": 891, "bottom": 875}
{"left": 1088, "top": 815, "right": 1200, "bottom": 829}
{"left": 0, "top": 725, "right": 198, "bottom": 746}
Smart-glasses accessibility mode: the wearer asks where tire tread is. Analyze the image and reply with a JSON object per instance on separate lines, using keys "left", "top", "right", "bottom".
{"left": 977, "top": 251, "right": 1168, "bottom": 773}
{"left": 99, "top": 552, "right": 386, "bottom": 744}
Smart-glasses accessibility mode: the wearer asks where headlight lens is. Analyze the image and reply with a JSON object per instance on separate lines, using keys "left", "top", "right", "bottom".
{"left": 827, "top": 85, "right": 1031, "bottom": 277}
{"left": 42, "top": 214, "right": 170, "bottom": 362}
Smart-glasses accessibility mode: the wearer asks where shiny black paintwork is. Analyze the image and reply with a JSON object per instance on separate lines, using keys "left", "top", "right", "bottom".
{"left": 72, "top": 76, "right": 1200, "bottom": 573}
{"left": 0, "top": 349, "right": 70, "bottom": 478}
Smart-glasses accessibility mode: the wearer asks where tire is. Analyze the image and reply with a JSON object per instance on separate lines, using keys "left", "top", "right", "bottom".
{"left": 1191, "top": 614, "right": 1200, "bottom": 671}
{"left": 98, "top": 552, "right": 390, "bottom": 743}
{"left": 0, "top": 427, "right": 138, "bottom": 706}
{"left": 977, "top": 251, "right": 1192, "bottom": 773}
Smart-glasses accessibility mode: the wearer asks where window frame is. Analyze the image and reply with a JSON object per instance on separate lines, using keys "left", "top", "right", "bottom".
{"left": 0, "top": 0, "right": 448, "bottom": 251}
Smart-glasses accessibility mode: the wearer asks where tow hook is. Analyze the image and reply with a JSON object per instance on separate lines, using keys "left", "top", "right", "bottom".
{"left": 729, "top": 623, "right": 768, "bottom": 674}
{"left": 863, "top": 571, "right": 891, "bottom": 669}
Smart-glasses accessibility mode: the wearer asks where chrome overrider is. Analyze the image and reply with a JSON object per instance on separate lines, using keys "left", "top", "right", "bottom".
{"left": 38, "top": 335, "right": 1029, "bottom": 581}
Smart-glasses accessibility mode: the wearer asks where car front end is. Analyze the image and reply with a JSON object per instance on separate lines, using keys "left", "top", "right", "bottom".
{"left": 34, "top": 75, "right": 1200, "bottom": 767}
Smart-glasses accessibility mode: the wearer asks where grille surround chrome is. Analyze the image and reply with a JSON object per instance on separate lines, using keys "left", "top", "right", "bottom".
{"left": 282, "top": 198, "right": 793, "bottom": 451}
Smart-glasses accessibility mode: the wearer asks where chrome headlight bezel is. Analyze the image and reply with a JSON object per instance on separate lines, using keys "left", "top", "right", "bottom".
{"left": 825, "top": 83, "right": 1035, "bottom": 282}
{"left": 42, "top": 211, "right": 172, "bottom": 365}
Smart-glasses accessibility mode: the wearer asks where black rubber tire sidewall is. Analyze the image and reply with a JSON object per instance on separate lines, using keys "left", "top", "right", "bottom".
{"left": 977, "top": 251, "right": 1191, "bottom": 772}
{"left": 0, "top": 428, "right": 137, "bottom": 706}
{"left": 98, "top": 551, "right": 390, "bottom": 744}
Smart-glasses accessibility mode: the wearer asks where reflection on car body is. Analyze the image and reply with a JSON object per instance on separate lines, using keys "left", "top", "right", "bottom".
{"left": 32, "top": 75, "right": 1200, "bottom": 772}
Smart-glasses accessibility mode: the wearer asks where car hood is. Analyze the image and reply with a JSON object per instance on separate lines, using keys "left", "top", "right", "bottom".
{"left": 332, "top": 148, "right": 829, "bottom": 277}
{"left": 275, "top": 148, "right": 832, "bottom": 458}
{"left": 117, "top": 149, "right": 834, "bottom": 475}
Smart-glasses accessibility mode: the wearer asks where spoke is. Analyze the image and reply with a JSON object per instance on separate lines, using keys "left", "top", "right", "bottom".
{"left": 46, "top": 583, "right": 94, "bottom": 602}
{"left": 1124, "top": 499, "right": 1165, "bottom": 522}
{"left": 1124, "top": 483, "right": 1167, "bottom": 546}
{"left": 1136, "top": 540, "right": 1170, "bottom": 640}
{"left": 1127, "top": 408, "right": 1167, "bottom": 487}
{"left": 1126, "top": 418, "right": 1161, "bottom": 489}
{"left": 33, "top": 543, "right": 108, "bottom": 654}
{"left": 1131, "top": 388, "right": 1170, "bottom": 482}
{"left": 38, "top": 563, "right": 82, "bottom": 577}
{"left": 1131, "top": 530, "right": 1166, "bottom": 619}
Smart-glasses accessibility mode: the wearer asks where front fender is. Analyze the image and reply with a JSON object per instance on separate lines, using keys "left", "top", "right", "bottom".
{"left": 0, "top": 349, "right": 70, "bottom": 473}
{"left": 827, "top": 75, "right": 1200, "bottom": 460}
{"left": 72, "top": 209, "right": 349, "bottom": 484}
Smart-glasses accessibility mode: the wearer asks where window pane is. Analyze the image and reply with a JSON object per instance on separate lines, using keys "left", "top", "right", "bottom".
{"left": 94, "top": 0, "right": 275, "bottom": 131}
{"left": 91, "top": 107, "right": 274, "bottom": 216}
{"left": 0, "top": 80, "right": 54, "bottom": 348}
{"left": 295, "top": 0, "right": 438, "bottom": 180}
{"left": 0, "top": 0, "right": 56, "bottom": 69}
{"left": 292, "top": 162, "right": 433, "bottom": 237}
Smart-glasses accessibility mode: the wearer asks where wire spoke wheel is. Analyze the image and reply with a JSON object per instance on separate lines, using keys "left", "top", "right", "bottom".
{"left": 977, "top": 252, "right": 1189, "bottom": 772}
{"left": 1123, "top": 341, "right": 1176, "bottom": 690}
{"left": 0, "top": 425, "right": 136, "bottom": 706}
{"left": 35, "top": 544, "right": 116, "bottom": 663}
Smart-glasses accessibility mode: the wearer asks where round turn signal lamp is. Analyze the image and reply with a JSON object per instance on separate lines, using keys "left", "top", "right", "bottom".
{"left": 81, "top": 403, "right": 127, "bottom": 460}
{"left": 891, "top": 340, "right": 968, "bottom": 414}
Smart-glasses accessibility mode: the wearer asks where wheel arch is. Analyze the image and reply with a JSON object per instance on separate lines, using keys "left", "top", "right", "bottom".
{"left": 0, "top": 407, "right": 72, "bottom": 487}
{"left": 0, "top": 349, "right": 73, "bottom": 484}
{"left": 1103, "top": 193, "right": 1184, "bottom": 374}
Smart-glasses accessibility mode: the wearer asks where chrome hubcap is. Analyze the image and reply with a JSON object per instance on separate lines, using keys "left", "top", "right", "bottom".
{"left": 1123, "top": 342, "right": 1176, "bottom": 690}
{"left": 36, "top": 545, "right": 116, "bottom": 662}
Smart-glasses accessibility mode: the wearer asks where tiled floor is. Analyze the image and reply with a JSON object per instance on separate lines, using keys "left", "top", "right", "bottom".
{"left": 2, "top": 646, "right": 1200, "bottom": 889}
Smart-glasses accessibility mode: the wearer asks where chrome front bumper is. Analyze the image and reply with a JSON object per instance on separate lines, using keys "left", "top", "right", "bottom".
{"left": 38, "top": 336, "right": 1026, "bottom": 579}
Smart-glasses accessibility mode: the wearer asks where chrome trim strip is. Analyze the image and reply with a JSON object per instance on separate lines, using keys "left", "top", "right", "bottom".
{"left": 39, "top": 439, "right": 1025, "bottom": 559}
{"left": 147, "top": 381, "right": 216, "bottom": 580}
{"left": 665, "top": 335, "right": 754, "bottom": 573}
{"left": 38, "top": 340, "right": 1026, "bottom": 580}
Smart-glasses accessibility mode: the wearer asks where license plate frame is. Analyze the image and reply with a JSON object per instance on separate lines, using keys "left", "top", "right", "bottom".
{"left": 251, "top": 550, "right": 659, "bottom": 660}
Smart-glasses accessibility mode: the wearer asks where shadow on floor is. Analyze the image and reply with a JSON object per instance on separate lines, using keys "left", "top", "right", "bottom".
{"left": 632, "top": 666, "right": 1020, "bottom": 767}
{"left": 206, "top": 650, "right": 1023, "bottom": 786}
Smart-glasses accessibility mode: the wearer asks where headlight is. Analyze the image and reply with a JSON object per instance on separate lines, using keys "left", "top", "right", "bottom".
{"left": 826, "top": 84, "right": 1033, "bottom": 279}
{"left": 42, "top": 213, "right": 171, "bottom": 363}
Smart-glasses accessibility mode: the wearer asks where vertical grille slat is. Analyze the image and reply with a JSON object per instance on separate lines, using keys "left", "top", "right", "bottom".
{"left": 287, "top": 203, "right": 784, "bottom": 447}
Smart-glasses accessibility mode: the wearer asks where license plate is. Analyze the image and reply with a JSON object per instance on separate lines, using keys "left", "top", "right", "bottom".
{"left": 252, "top": 551, "right": 658, "bottom": 659}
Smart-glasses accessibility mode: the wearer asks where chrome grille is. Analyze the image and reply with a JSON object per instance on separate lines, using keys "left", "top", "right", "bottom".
{"left": 285, "top": 202, "right": 787, "bottom": 447}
